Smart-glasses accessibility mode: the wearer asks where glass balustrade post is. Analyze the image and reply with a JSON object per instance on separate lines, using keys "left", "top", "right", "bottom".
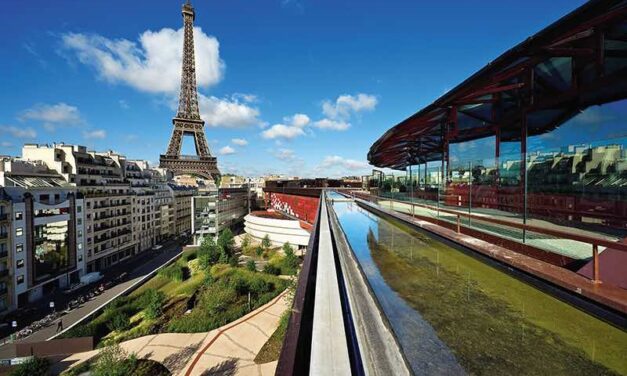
{"left": 468, "top": 161, "right": 472, "bottom": 227}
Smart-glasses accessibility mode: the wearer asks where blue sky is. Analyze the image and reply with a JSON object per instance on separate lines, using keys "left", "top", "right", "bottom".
{"left": 0, "top": 0, "right": 592, "bottom": 177}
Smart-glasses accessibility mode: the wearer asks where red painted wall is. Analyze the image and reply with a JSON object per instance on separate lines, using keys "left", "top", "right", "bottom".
{"left": 266, "top": 192, "right": 320, "bottom": 224}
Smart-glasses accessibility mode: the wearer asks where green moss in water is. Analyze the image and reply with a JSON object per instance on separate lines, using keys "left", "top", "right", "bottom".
{"left": 368, "top": 220, "right": 627, "bottom": 375}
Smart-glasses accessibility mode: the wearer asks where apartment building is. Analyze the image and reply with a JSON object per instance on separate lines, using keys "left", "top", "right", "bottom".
{"left": 22, "top": 144, "right": 136, "bottom": 272}
{"left": 0, "top": 158, "right": 85, "bottom": 309}
{"left": 153, "top": 183, "right": 174, "bottom": 242}
{"left": 0, "top": 195, "right": 11, "bottom": 313}
{"left": 126, "top": 160, "right": 158, "bottom": 253}
{"left": 171, "top": 184, "right": 195, "bottom": 237}
{"left": 192, "top": 187, "right": 248, "bottom": 244}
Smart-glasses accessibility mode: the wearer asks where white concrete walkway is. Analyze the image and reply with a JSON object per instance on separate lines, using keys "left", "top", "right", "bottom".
{"left": 60, "top": 290, "right": 290, "bottom": 376}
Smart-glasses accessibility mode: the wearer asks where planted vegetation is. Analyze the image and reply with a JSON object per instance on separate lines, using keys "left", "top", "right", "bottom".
{"left": 61, "top": 344, "right": 170, "bottom": 376}
{"left": 62, "top": 229, "right": 289, "bottom": 347}
{"left": 240, "top": 234, "right": 301, "bottom": 276}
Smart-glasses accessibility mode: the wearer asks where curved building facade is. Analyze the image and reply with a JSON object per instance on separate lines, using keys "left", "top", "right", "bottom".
{"left": 244, "top": 211, "right": 310, "bottom": 248}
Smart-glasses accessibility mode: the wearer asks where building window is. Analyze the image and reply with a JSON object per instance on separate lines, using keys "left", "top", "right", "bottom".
{"left": 17, "top": 275, "right": 24, "bottom": 284}
{"left": 15, "top": 228, "right": 23, "bottom": 237}
{"left": 15, "top": 212, "right": 23, "bottom": 221}
{"left": 78, "top": 254, "right": 83, "bottom": 262}
{"left": 77, "top": 218, "right": 82, "bottom": 225}
{"left": 40, "top": 194, "right": 49, "bottom": 202}
{"left": 16, "top": 244, "right": 23, "bottom": 253}
{"left": 16, "top": 260, "right": 24, "bottom": 269}
{"left": 77, "top": 230, "right": 82, "bottom": 238}
{"left": 78, "top": 243, "right": 83, "bottom": 250}
{"left": 77, "top": 206, "right": 82, "bottom": 213}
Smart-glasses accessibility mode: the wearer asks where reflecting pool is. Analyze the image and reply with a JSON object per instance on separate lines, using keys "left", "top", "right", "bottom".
{"left": 332, "top": 199, "right": 627, "bottom": 375}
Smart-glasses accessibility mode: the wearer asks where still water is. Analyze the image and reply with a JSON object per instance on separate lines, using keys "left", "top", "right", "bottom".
{"left": 331, "top": 198, "right": 627, "bottom": 375}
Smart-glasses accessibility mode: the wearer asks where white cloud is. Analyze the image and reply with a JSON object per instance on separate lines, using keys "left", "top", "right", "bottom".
{"left": 1, "top": 125, "right": 37, "bottom": 138}
{"left": 118, "top": 100, "right": 130, "bottom": 109}
{"left": 313, "top": 118, "right": 350, "bottom": 131}
{"left": 232, "top": 93, "right": 258, "bottom": 103}
{"left": 262, "top": 124, "right": 304, "bottom": 140}
{"left": 61, "top": 27, "right": 224, "bottom": 93}
{"left": 219, "top": 145, "right": 236, "bottom": 155}
{"left": 273, "top": 148, "right": 296, "bottom": 162}
{"left": 19, "top": 102, "right": 82, "bottom": 124}
{"left": 315, "top": 155, "right": 370, "bottom": 177}
{"left": 261, "top": 113, "right": 310, "bottom": 140}
{"left": 322, "top": 93, "right": 378, "bottom": 119}
{"left": 231, "top": 138, "right": 248, "bottom": 146}
{"left": 199, "top": 94, "right": 262, "bottom": 128}
{"left": 288, "top": 113, "right": 310, "bottom": 128}
{"left": 1, "top": 141, "right": 12, "bottom": 148}
{"left": 82, "top": 129, "right": 106, "bottom": 140}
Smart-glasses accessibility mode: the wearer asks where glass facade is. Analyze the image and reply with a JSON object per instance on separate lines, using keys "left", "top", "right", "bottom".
{"left": 33, "top": 220, "right": 70, "bottom": 283}
{"left": 373, "top": 98, "right": 627, "bottom": 262}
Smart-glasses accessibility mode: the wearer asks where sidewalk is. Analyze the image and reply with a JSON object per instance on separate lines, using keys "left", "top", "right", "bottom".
{"left": 60, "top": 290, "right": 290, "bottom": 376}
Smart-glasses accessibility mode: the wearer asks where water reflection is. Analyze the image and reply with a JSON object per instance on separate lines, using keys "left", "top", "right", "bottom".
{"left": 332, "top": 201, "right": 627, "bottom": 375}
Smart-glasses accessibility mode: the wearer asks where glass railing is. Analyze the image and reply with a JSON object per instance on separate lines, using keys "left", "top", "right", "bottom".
{"left": 371, "top": 135, "right": 627, "bottom": 280}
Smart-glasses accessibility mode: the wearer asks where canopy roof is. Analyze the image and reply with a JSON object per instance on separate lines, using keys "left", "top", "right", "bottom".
{"left": 368, "top": 0, "right": 627, "bottom": 170}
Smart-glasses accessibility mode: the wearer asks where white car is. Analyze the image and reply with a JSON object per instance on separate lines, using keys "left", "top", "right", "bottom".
{"left": 152, "top": 245, "right": 163, "bottom": 251}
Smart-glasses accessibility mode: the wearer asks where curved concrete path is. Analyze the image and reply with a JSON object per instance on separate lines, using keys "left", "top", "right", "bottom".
{"left": 60, "top": 290, "right": 290, "bottom": 376}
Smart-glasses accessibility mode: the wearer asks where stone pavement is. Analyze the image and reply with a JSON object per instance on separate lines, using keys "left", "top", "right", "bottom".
{"left": 60, "top": 290, "right": 290, "bottom": 376}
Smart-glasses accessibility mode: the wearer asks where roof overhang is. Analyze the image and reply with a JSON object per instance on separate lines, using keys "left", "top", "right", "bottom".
{"left": 368, "top": 0, "right": 627, "bottom": 169}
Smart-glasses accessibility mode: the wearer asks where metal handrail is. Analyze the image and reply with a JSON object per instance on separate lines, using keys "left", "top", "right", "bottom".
{"left": 276, "top": 189, "right": 323, "bottom": 375}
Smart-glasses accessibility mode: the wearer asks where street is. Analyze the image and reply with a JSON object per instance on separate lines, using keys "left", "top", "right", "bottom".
{"left": 0, "top": 239, "right": 186, "bottom": 358}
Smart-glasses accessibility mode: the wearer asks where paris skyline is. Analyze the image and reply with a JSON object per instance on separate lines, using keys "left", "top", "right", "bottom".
{"left": 1, "top": 0, "right": 587, "bottom": 177}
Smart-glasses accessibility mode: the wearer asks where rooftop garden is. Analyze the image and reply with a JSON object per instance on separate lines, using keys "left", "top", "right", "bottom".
{"left": 61, "top": 229, "right": 292, "bottom": 347}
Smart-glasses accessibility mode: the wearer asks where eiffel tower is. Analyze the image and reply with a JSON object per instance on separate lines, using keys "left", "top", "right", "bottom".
{"left": 160, "top": 0, "right": 220, "bottom": 181}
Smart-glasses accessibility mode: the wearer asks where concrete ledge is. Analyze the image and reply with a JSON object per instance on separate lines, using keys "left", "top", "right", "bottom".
{"left": 309, "top": 191, "right": 351, "bottom": 375}
{"left": 327, "top": 198, "right": 412, "bottom": 376}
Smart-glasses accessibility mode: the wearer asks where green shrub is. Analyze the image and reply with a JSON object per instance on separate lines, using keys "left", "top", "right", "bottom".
{"left": 91, "top": 344, "right": 136, "bottom": 376}
{"left": 261, "top": 234, "right": 271, "bottom": 249}
{"left": 263, "top": 264, "right": 281, "bottom": 275}
{"left": 9, "top": 356, "right": 50, "bottom": 376}
{"left": 184, "top": 251, "right": 197, "bottom": 261}
{"left": 255, "top": 247, "right": 263, "bottom": 257}
{"left": 241, "top": 234, "right": 251, "bottom": 249}
{"left": 106, "top": 311, "right": 129, "bottom": 332}
{"left": 140, "top": 289, "right": 165, "bottom": 320}
{"left": 246, "top": 259, "right": 257, "bottom": 272}
{"left": 158, "top": 264, "right": 184, "bottom": 281}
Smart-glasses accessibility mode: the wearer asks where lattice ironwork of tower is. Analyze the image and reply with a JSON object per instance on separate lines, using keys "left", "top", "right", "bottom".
{"left": 160, "top": 0, "right": 220, "bottom": 181}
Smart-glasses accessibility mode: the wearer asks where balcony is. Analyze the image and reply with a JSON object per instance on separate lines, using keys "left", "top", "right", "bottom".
{"left": 0, "top": 250, "right": 7, "bottom": 259}
{"left": 0, "top": 270, "right": 9, "bottom": 278}
{"left": 0, "top": 213, "right": 8, "bottom": 222}
{"left": 0, "top": 234, "right": 7, "bottom": 240}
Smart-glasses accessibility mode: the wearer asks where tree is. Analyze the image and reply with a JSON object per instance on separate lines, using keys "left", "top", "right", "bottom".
{"left": 282, "top": 242, "right": 299, "bottom": 272}
{"left": 199, "top": 236, "right": 220, "bottom": 268}
{"left": 246, "top": 259, "right": 257, "bottom": 272}
{"left": 261, "top": 234, "right": 272, "bottom": 249}
{"left": 217, "top": 229, "right": 235, "bottom": 262}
